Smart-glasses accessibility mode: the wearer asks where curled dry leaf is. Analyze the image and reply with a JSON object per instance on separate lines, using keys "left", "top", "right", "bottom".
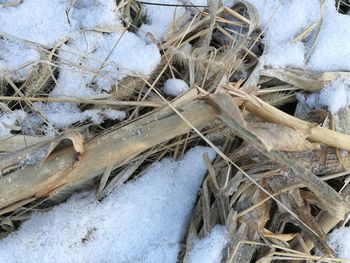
{"left": 248, "top": 122, "right": 320, "bottom": 152}
{"left": 0, "top": 134, "right": 81, "bottom": 178}
{"left": 45, "top": 132, "right": 84, "bottom": 160}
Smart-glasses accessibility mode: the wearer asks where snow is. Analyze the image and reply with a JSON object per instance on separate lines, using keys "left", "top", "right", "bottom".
{"left": 0, "top": 0, "right": 73, "bottom": 46}
{"left": 38, "top": 29, "right": 160, "bottom": 128}
{"left": 0, "top": 110, "right": 27, "bottom": 138}
{"left": 163, "top": 78, "right": 189, "bottom": 96}
{"left": 0, "top": 0, "right": 163, "bottom": 130}
{"left": 247, "top": 0, "right": 350, "bottom": 71}
{"left": 0, "top": 0, "right": 121, "bottom": 46}
{"left": 0, "top": 0, "right": 123, "bottom": 80}
{"left": 307, "top": 0, "right": 350, "bottom": 71}
{"left": 69, "top": 0, "right": 121, "bottom": 31}
{"left": 54, "top": 30, "right": 161, "bottom": 97}
{"left": 0, "top": 37, "right": 40, "bottom": 81}
{"left": 186, "top": 225, "right": 228, "bottom": 263}
{"left": 101, "top": 108, "right": 126, "bottom": 121}
{"left": 246, "top": 0, "right": 320, "bottom": 68}
{"left": 296, "top": 78, "right": 350, "bottom": 114}
{"left": 0, "top": 146, "right": 216, "bottom": 263}
{"left": 327, "top": 227, "right": 350, "bottom": 261}
{"left": 33, "top": 102, "right": 85, "bottom": 129}
{"left": 138, "top": 0, "right": 189, "bottom": 42}
{"left": 33, "top": 103, "right": 126, "bottom": 129}
{"left": 246, "top": 0, "right": 350, "bottom": 113}
{"left": 4, "top": 0, "right": 350, "bottom": 261}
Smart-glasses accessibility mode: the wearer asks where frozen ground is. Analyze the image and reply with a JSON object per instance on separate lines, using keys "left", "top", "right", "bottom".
{"left": 2, "top": 0, "right": 350, "bottom": 262}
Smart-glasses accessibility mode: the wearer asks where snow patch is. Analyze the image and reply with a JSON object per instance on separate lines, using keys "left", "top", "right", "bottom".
{"left": 35, "top": 29, "right": 160, "bottom": 129}
{"left": 296, "top": 78, "right": 350, "bottom": 113}
{"left": 163, "top": 78, "right": 189, "bottom": 96}
{"left": 328, "top": 227, "right": 350, "bottom": 262}
{"left": 247, "top": 0, "right": 350, "bottom": 71}
{"left": 247, "top": 0, "right": 350, "bottom": 114}
{"left": 0, "top": 0, "right": 73, "bottom": 46}
{"left": 0, "top": 110, "right": 27, "bottom": 138}
{"left": 307, "top": 0, "right": 350, "bottom": 71}
{"left": 0, "top": 37, "right": 40, "bottom": 81}
{"left": 33, "top": 102, "right": 85, "bottom": 129}
{"left": 69, "top": 0, "right": 121, "bottom": 31}
{"left": 0, "top": 0, "right": 121, "bottom": 46}
{"left": 101, "top": 108, "right": 126, "bottom": 121}
{"left": 187, "top": 225, "right": 228, "bottom": 263}
{"left": 0, "top": 146, "right": 216, "bottom": 263}
{"left": 247, "top": 0, "right": 320, "bottom": 68}
{"left": 138, "top": 0, "right": 189, "bottom": 41}
{"left": 33, "top": 102, "right": 126, "bottom": 129}
{"left": 54, "top": 30, "right": 161, "bottom": 97}
{"left": 0, "top": 0, "right": 122, "bottom": 81}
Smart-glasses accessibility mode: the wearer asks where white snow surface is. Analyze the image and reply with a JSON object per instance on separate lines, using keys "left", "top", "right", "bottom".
{"left": 246, "top": 0, "right": 320, "bottom": 68}
{"left": 0, "top": 0, "right": 163, "bottom": 130}
{"left": 0, "top": 0, "right": 123, "bottom": 81}
{"left": 33, "top": 102, "right": 126, "bottom": 129}
{"left": 163, "top": 78, "right": 189, "bottom": 96}
{"left": 69, "top": 0, "right": 122, "bottom": 31}
{"left": 296, "top": 78, "right": 350, "bottom": 114}
{"left": 307, "top": 0, "right": 350, "bottom": 71}
{"left": 187, "top": 225, "right": 228, "bottom": 263}
{"left": 247, "top": 0, "right": 350, "bottom": 71}
{"left": 54, "top": 30, "right": 161, "bottom": 97}
{"left": 138, "top": 0, "right": 189, "bottom": 42}
{"left": 0, "top": 110, "right": 27, "bottom": 138}
{"left": 0, "top": 0, "right": 120, "bottom": 46}
{"left": 41, "top": 29, "right": 159, "bottom": 129}
{"left": 246, "top": 0, "right": 350, "bottom": 114}
{"left": 0, "top": 146, "right": 216, "bottom": 263}
{"left": 0, "top": 37, "right": 40, "bottom": 81}
{"left": 327, "top": 227, "right": 350, "bottom": 261}
{"left": 0, "top": 0, "right": 73, "bottom": 46}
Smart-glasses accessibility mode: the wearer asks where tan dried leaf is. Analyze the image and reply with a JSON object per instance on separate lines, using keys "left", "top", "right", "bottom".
{"left": 248, "top": 122, "right": 320, "bottom": 152}
{"left": 252, "top": 186, "right": 271, "bottom": 233}
{"left": 46, "top": 132, "right": 84, "bottom": 159}
{"left": 261, "top": 228, "right": 296, "bottom": 242}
